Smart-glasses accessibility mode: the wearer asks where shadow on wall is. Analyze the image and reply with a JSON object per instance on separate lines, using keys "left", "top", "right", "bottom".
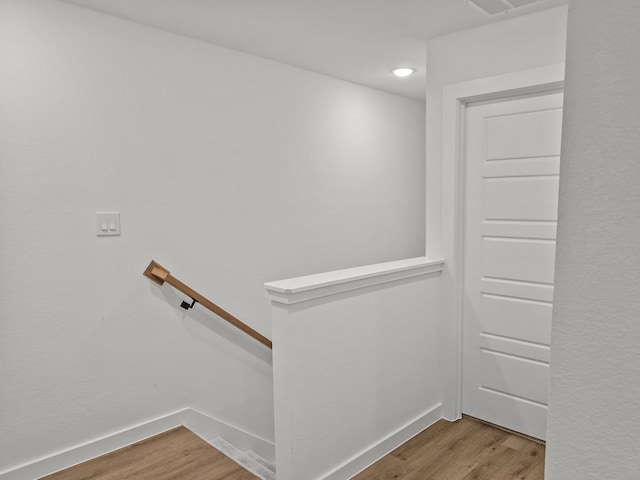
{"left": 147, "top": 280, "right": 273, "bottom": 365}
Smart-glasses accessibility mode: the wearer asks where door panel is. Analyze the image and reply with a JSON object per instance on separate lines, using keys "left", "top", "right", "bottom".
{"left": 485, "top": 108, "right": 563, "bottom": 159}
{"left": 482, "top": 295, "right": 552, "bottom": 345}
{"left": 481, "top": 222, "right": 557, "bottom": 241}
{"left": 482, "top": 237, "right": 556, "bottom": 284}
{"left": 462, "top": 91, "right": 563, "bottom": 440}
{"left": 479, "top": 333, "right": 551, "bottom": 363}
{"left": 480, "top": 278, "right": 554, "bottom": 303}
{"left": 482, "top": 156, "right": 560, "bottom": 178}
{"left": 484, "top": 176, "right": 559, "bottom": 221}
{"left": 481, "top": 350, "right": 549, "bottom": 404}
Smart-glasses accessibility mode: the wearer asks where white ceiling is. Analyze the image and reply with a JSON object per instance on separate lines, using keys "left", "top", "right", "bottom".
{"left": 62, "top": 0, "right": 568, "bottom": 100}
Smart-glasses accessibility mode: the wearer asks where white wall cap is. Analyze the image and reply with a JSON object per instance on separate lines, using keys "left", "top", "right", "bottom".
{"left": 265, "top": 257, "right": 444, "bottom": 305}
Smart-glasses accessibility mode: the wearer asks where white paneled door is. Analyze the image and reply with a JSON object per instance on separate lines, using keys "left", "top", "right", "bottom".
{"left": 462, "top": 91, "right": 563, "bottom": 440}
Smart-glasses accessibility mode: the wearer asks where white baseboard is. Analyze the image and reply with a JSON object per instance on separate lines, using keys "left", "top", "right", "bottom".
{"left": 0, "top": 409, "right": 274, "bottom": 480}
{"left": 321, "top": 403, "right": 443, "bottom": 480}
{"left": 1, "top": 404, "right": 434, "bottom": 479}
{"left": 182, "top": 408, "right": 275, "bottom": 463}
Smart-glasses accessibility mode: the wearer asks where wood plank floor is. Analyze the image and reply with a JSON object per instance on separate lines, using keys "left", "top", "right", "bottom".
{"left": 40, "top": 427, "right": 258, "bottom": 480}
{"left": 352, "top": 417, "right": 545, "bottom": 480}
{"left": 38, "top": 417, "right": 542, "bottom": 480}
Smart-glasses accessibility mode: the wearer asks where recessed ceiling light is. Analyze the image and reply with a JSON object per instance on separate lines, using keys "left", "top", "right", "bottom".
{"left": 391, "top": 67, "right": 416, "bottom": 78}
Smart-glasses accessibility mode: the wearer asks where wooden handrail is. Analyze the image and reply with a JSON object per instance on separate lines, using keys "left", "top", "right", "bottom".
{"left": 143, "top": 260, "right": 272, "bottom": 349}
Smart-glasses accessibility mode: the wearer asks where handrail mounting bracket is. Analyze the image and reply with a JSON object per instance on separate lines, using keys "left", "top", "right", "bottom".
{"left": 180, "top": 298, "right": 197, "bottom": 310}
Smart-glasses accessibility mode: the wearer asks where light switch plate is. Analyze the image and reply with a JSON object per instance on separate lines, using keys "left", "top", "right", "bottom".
{"left": 96, "top": 212, "right": 120, "bottom": 236}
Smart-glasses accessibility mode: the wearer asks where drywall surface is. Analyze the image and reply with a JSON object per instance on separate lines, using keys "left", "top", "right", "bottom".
{"left": 425, "top": 6, "right": 567, "bottom": 418}
{"left": 0, "top": 0, "right": 425, "bottom": 472}
{"left": 545, "top": 2, "right": 640, "bottom": 478}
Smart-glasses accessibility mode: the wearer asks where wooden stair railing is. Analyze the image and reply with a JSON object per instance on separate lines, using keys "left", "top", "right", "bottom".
{"left": 143, "top": 260, "right": 272, "bottom": 349}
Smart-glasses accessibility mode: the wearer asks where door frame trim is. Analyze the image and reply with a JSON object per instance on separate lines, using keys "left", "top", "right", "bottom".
{"left": 440, "top": 64, "right": 565, "bottom": 421}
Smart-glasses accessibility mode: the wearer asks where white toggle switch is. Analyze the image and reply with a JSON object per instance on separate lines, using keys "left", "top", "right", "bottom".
{"left": 96, "top": 212, "right": 120, "bottom": 236}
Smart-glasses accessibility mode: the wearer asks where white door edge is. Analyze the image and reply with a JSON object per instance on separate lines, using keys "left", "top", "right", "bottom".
{"left": 437, "top": 63, "right": 565, "bottom": 421}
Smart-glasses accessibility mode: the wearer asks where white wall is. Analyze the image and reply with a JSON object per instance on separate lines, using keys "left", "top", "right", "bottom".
{"left": 266, "top": 258, "right": 443, "bottom": 480}
{"left": 425, "top": 6, "right": 568, "bottom": 418}
{"left": 0, "top": 0, "right": 426, "bottom": 473}
{"left": 546, "top": 2, "right": 640, "bottom": 478}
